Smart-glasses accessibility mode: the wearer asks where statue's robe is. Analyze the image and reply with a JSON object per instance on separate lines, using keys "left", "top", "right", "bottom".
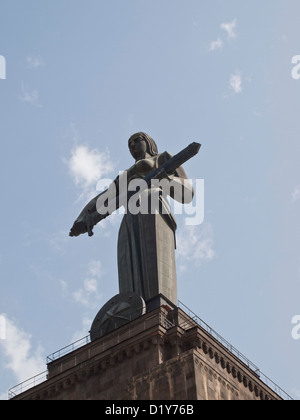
{"left": 117, "top": 152, "right": 192, "bottom": 306}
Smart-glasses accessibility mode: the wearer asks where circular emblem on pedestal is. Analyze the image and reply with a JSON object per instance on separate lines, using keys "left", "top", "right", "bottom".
{"left": 90, "top": 292, "right": 146, "bottom": 341}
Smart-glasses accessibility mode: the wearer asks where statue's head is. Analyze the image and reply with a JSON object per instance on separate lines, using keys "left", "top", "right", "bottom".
{"left": 128, "top": 132, "right": 158, "bottom": 160}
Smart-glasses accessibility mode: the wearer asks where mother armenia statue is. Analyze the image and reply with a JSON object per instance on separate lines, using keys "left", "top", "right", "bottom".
{"left": 70, "top": 133, "right": 200, "bottom": 316}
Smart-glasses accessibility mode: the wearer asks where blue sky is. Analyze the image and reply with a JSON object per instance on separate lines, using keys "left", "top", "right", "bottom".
{"left": 0, "top": 0, "right": 300, "bottom": 399}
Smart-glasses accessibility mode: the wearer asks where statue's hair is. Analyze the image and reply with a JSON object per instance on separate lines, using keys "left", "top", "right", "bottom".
{"left": 128, "top": 132, "right": 158, "bottom": 156}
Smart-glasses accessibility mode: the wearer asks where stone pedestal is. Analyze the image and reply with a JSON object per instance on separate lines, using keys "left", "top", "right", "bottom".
{"left": 11, "top": 306, "right": 282, "bottom": 400}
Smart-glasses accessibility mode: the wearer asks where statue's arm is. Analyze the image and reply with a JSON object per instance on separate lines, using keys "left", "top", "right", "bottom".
{"left": 69, "top": 173, "right": 123, "bottom": 237}
{"left": 69, "top": 190, "right": 108, "bottom": 237}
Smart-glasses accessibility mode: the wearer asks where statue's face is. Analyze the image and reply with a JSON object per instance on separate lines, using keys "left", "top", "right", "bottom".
{"left": 129, "top": 136, "right": 148, "bottom": 160}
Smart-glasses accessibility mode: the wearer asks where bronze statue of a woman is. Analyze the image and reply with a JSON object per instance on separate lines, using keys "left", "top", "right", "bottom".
{"left": 70, "top": 132, "right": 195, "bottom": 307}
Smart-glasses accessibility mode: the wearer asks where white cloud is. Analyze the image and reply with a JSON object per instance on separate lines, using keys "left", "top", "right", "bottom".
{"left": 20, "top": 82, "right": 42, "bottom": 107}
{"left": 221, "top": 19, "right": 237, "bottom": 40}
{"left": 0, "top": 316, "right": 45, "bottom": 384}
{"left": 229, "top": 71, "right": 243, "bottom": 94}
{"left": 253, "top": 110, "right": 263, "bottom": 118}
{"left": 26, "top": 56, "right": 44, "bottom": 69}
{"left": 176, "top": 223, "right": 215, "bottom": 272}
{"left": 209, "top": 38, "right": 223, "bottom": 52}
{"left": 73, "top": 260, "right": 103, "bottom": 307}
{"left": 292, "top": 186, "right": 300, "bottom": 203}
{"left": 209, "top": 19, "right": 237, "bottom": 52}
{"left": 87, "top": 259, "right": 103, "bottom": 278}
{"left": 60, "top": 279, "right": 68, "bottom": 294}
{"left": 48, "top": 229, "right": 69, "bottom": 251}
{"left": 65, "top": 144, "right": 115, "bottom": 200}
{"left": 70, "top": 317, "right": 92, "bottom": 344}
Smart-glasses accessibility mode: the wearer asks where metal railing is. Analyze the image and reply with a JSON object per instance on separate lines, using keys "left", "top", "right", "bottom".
{"left": 8, "top": 336, "right": 91, "bottom": 399}
{"left": 8, "top": 371, "right": 48, "bottom": 399}
{"left": 177, "top": 300, "right": 293, "bottom": 401}
{"left": 8, "top": 311, "right": 174, "bottom": 399}
{"left": 47, "top": 335, "right": 91, "bottom": 363}
{"left": 177, "top": 300, "right": 261, "bottom": 374}
{"left": 47, "top": 311, "right": 173, "bottom": 364}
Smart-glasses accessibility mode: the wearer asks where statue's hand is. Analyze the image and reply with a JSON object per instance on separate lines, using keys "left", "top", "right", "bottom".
{"left": 69, "top": 220, "right": 88, "bottom": 237}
